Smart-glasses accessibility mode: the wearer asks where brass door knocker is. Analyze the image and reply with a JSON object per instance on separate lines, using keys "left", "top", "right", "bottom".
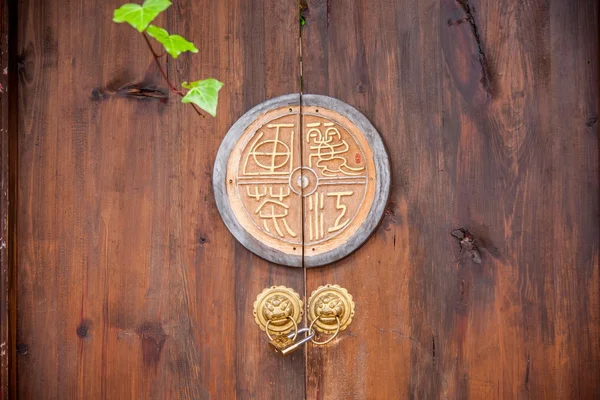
{"left": 253, "top": 286, "right": 304, "bottom": 338}
{"left": 253, "top": 284, "right": 355, "bottom": 356}
{"left": 307, "top": 284, "right": 355, "bottom": 345}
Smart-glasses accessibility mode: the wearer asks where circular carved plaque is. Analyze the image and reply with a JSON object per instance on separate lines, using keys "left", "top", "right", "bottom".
{"left": 214, "top": 94, "right": 390, "bottom": 267}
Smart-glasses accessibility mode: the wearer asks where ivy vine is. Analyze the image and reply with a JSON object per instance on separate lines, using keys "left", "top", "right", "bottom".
{"left": 113, "top": 0, "right": 223, "bottom": 117}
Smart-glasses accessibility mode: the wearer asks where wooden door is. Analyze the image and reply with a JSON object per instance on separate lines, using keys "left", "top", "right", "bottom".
{"left": 14, "top": 0, "right": 305, "bottom": 398}
{"left": 5, "top": 0, "right": 600, "bottom": 399}
{"left": 301, "top": 0, "right": 600, "bottom": 398}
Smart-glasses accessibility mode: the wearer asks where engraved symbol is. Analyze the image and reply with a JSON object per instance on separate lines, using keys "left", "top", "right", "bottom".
{"left": 308, "top": 192, "right": 325, "bottom": 241}
{"left": 250, "top": 185, "right": 295, "bottom": 238}
{"left": 270, "top": 187, "right": 291, "bottom": 201}
{"left": 247, "top": 186, "right": 267, "bottom": 200}
{"left": 243, "top": 124, "right": 295, "bottom": 175}
{"left": 255, "top": 193, "right": 297, "bottom": 238}
{"left": 326, "top": 191, "right": 353, "bottom": 233}
{"left": 306, "top": 122, "right": 365, "bottom": 176}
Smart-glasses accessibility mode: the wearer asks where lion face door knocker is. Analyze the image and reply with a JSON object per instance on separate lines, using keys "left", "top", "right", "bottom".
{"left": 214, "top": 94, "right": 390, "bottom": 267}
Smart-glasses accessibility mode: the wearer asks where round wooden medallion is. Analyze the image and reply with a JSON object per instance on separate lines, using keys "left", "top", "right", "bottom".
{"left": 213, "top": 94, "right": 390, "bottom": 267}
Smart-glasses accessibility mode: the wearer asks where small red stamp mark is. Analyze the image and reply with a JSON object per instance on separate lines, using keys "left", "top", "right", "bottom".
{"left": 355, "top": 153, "right": 362, "bottom": 164}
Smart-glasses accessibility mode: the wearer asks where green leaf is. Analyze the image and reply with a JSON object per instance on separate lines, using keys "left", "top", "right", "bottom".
{"left": 181, "top": 79, "right": 224, "bottom": 117}
{"left": 146, "top": 25, "right": 198, "bottom": 58}
{"left": 113, "top": 0, "right": 172, "bottom": 32}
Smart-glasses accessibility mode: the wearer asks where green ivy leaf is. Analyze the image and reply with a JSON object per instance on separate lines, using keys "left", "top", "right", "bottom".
{"left": 146, "top": 25, "right": 198, "bottom": 58}
{"left": 181, "top": 79, "right": 224, "bottom": 117}
{"left": 113, "top": 0, "right": 172, "bottom": 32}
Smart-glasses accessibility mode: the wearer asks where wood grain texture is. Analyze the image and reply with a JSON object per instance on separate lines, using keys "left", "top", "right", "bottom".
{"left": 302, "top": 0, "right": 599, "bottom": 399}
{"left": 16, "top": 0, "right": 303, "bottom": 399}
{"left": 0, "top": 0, "right": 6, "bottom": 394}
{"left": 0, "top": 0, "right": 15, "bottom": 398}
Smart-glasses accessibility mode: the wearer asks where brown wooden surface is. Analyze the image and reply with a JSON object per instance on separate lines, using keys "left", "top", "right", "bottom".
{"left": 0, "top": 0, "right": 18, "bottom": 397}
{"left": 302, "top": 0, "right": 599, "bottom": 399}
{"left": 16, "top": 0, "right": 304, "bottom": 399}
{"left": 13, "top": 0, "right": 600, "bottom": 399}
{"left": 0, "top": 0, "right": 14, "bottom": 398}
{"left": 0, "top": 0, "right": 6, "bottom": 395}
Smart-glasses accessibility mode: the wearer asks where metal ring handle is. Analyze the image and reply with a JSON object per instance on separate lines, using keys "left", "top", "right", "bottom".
{"left": 265, "top": 316, "right": 298, "bottom": 341}
{"left": 309, "top": 316, "right": 341, "bottom": 345}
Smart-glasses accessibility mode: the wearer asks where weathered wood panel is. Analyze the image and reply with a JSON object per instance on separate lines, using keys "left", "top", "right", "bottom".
{"left": 0, "top": 0, "right": 6, "bottom": 395}
{"left": 302, "top": 0, "right": 599, "bottom": 398}
{"left": 0, "top": 0, "right": 16, "bottom": 398}
{"left": 16, "top": 0, "right": 303, "bottom": 399}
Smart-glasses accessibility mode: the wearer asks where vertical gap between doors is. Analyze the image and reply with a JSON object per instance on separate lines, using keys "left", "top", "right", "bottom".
{"left": 298, "top": 2, "right": 308, "bottom": 398}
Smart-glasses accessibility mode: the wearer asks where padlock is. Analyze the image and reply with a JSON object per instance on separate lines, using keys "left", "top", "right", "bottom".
{"left": 269, "top": 333, "right": 296, "bottom": 352}
{"left": 269, "top": 328, "right": 315, "bottom": 356}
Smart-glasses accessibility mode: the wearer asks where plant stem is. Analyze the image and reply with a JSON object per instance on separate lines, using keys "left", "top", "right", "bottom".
{"left": 142, "top": 33, "right": 205, "bottom": 118}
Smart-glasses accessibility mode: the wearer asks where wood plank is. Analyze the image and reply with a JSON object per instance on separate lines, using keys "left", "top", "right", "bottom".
{"left": 0, "top": 0, "right": 15, "bottom": 398}
{"left": 302, "top": 0, "right": 599, "bottom": 398}
{"left": 17, "top": 0, "right": 304, "bottom": 398}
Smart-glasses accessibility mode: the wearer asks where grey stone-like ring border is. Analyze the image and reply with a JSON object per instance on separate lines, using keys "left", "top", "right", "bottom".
{"left": 213, "top": 94, "right": 391, "bottom": 268}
